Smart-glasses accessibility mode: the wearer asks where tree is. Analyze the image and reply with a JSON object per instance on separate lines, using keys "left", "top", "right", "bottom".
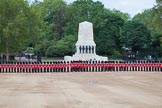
{"left": 133, "top": 2, "right": 162, "bottom": 56}
{"left": 46, "top": 35, "right": 75, "bottom": 57}
{"left": 120, "top": 21, "right": 151, "bottom": 54}
{"left": 35, "top": 0, "right": 67, "bottom": 40}
{"left": 94, "top": 10, "right": 124, "bottom": 56}
{"left": 0, "top": 0, "right": 42, "bottom": 61}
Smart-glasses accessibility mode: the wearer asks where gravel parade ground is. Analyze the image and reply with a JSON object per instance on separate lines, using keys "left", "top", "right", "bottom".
{"left": 0, "top": 72, "right": 162, "bottom": 108}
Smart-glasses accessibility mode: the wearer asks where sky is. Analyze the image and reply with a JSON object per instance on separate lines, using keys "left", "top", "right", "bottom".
{"left": 30, "top": 0, "right": 157, "bottom": 17}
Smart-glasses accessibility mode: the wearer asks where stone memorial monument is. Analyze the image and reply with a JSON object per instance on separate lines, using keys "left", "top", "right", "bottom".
{"left": 64, "top": 21, "right": 108, "bottom": 61}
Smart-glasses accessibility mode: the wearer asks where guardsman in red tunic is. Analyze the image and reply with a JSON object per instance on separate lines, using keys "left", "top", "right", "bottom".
{"left": 73, "top": 61, "right": 77, "bottom": 72}
{"left": 20, "top": 62, "right": 23, "bottom": 73}
{"left": 62, "top": 61, "right": 65, "bottom": 72}
{"left": 63, "top": 61, "right": 66, "bottom": 72}
{"left": 61, "top": 61, "right": 64, "bottom": 72}
{"left": 58, "top": 62, "right": 61, "bottom": 72}
{"left": 77, "top": 61, "right": 80, "bottom": 72}
{"left": 34, "top": 62, "right": 37, "bottom": 73}
{"left": 59, "top": 61, "right": 62, "bottom": 72}
{"left": 19, "top": 62, "right": 22, "bottom": 73}
{"left": 24, "top": 62, "right": 27, "bottom": 73}
{"left": 37, "top": 62, "right": 40, "bottom": 73}
{"left": 41, "top": 62, "right": 44, "bottom": 73}
{"left": 145, "top": 63, "right": 149, "bottom": 71}
{"left": 73, "top": 61, "right": 76, "bottom": 72}
{"left": 27, "top": 62, "right": 30, "bottom": 73}
{"left": 16, "top": 62, "right": 19, "bottom": 73}
{"left": 132, "top": 63, "right": 135, "bottom": 71}
{"left": 46, "top": 62, "right": 49, "bottom": 72}
{"left": 155, "top": 62, "right": 159, "bottom": 71}
{"left": 8, "top": 62, "right": 11, "bottom": 73}
{"left": 100, "top": 61, "right": 103, "bottom": 72}
{"left": 106, "top": 61, "right": 109, "bottom": 72}
{"left": 55, "top": 62, "right": 58, "bottom": 72}
{"left": 122, "top": 62, "right": 125, "bottom": 71}
{"left": 67, "top": 61, "right": 70, "bottom": 72}
{"left": 43, "top": 62, "right": 46, "bottom": 72}
{"left": 87, "top": 62, "right": 91, "bottom": 72}
{"left": 134, "top": 62, "right": 137, "bottom": 71}
{"left": 79, "top": 61, "right": 82, "bottom": 72}
{"left": 3, "top": 62, "right": 6, "bottom": 73}
{"left": 0, "top": 62, "right": 1, "bottom": 73}
{"left": 69, "top": 61, "right": 72, "bottom": 72}
{"left": 21, "top": 62, "right": 25, "bottom": 73}
{"left": 139, "top": 62, "right": 142, "bottom": 71}
{"left": 52, "top": 62, "right": 55, "bottom": 72}
{"left": 93, "top": 61, "right": 96, "bottom": 72}
{"left": 49, "top": 62, "right": 52, "bottom": 72}
{"left": 103, "top": 61, "right": 106, "bottom": 72}
{"left": 125, "top": 62, "right": 129, "bottom": 71}
{"left": 151, "top": 62, "right": 154, "bottom": 71}
{"left": 97, "top": 61, "right": 101, "bottom": 72}
{"left": 81, "top": 61, "right": 85, "bottom": 72}
{"left": 1, "top": 63, "right": 3, "bottom": 73}
{"left": 118, "top": 62, "right": 121, "bottom": 71}
{"left": 109, "top": 62, "right": 112, "bottom": 71}
{"left": 148, "top": 62, "right": 151, "bottom": 72}
{"left": 1, "top": 63, "right": 4, "bottom": 73}
{"left": 160, "top": 62, "right": 162, "bottom": 72}
{"left": 36, "top": 62, "right": 39, "bottom": 73}
{"left": 13, "top": 62, "right": 16, "bottom": 73}
{"left": 84, "top": 62, "right": 88, "bottom": 72}
{"left": 6, "top": 62, "right": 9, "bottom": 73}
{"left": 31, "top": 62, "right": 34, "bottom": 73}
{"left": 5, "top": 62, "right": 8, "bottom": 73}
{"left": 59, "top": 61, "right": 63, "bottom": 72}
{"left": 107, "top": 62, "right": 110, "bottom": 71}
{"left": 157, "top": 62, "right": 160, "bottom": 71}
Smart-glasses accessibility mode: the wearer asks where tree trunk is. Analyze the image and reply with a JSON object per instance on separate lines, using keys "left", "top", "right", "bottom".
{"left": 6, "top": 41, "right": 9, "bottom": 62}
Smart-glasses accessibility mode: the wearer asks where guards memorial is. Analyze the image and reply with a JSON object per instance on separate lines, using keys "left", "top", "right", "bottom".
{"left": 64, "top": 21, "right": 108, "bottom": 61}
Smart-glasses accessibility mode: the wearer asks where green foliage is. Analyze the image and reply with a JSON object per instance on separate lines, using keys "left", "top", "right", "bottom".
{"left": 133, "top": 3, "right": 162, "bottom": 56}
{"left": 0, "top": 0, "right": 42, "bottom": 61}
{"left": 46, "top": 35, "right": 75, "bottom": 57}
{"left": 1, "top": 0, "right": 161, "bottom": 59}
{"left": 94, "top": 11, "right": 124, "bottom": 56}
{"left": 120, "top": 21, "right": 151, "bottom": 52}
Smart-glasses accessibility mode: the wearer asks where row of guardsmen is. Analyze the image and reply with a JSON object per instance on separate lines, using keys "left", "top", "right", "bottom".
{"left": 0, "top": 61, "right": 162, "bottom": 73}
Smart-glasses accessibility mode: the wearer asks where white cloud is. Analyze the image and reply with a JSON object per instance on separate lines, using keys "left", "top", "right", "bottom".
{"left": 99, "top": 0, "right": 156, "bottom": 17}
{"left": 30, "top": 0, "right": 156, "bottom": 17}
